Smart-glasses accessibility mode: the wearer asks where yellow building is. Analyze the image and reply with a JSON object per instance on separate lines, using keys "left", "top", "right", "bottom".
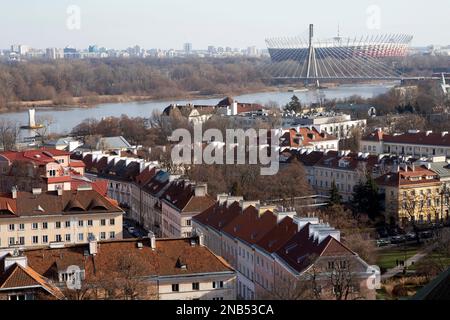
{"left": 0, "top": 187, "right": 124, "bottom": 249}
{"left": 376, "top": 164, "right": 443, "bottom": 225}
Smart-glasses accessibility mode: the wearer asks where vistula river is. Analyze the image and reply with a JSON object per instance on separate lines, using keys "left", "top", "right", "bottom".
{"left": 1, "top": 82, "right": 396, "bottom": 136}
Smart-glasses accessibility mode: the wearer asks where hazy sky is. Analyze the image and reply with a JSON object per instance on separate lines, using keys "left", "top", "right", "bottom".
{"left": 1, "top": 0, "right": 449, "bottom": 50}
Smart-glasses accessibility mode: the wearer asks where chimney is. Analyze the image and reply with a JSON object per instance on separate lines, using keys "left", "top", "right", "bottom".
{"left": 88, "top": 238, "right": 98, "bottom": 256}
{"left": 194, "top": 183, "right": 207, "bottom": 197}
{"left": 4, "top": 249, "right": 28, "bottom": 271}
{"left": 11, "top": 186, "right": 17, "bottom": 199}
{"left": 231, "top": 101, "right": 238, "bottom": 116}
{"left": 198, "top": 232, "right": 205, "bottom": 247}
{"left": 148, "top": 232, "right": 156, "bottom": 250}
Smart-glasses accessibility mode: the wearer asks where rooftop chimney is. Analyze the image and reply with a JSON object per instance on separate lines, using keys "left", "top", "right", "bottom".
{"left": 11, "top": 186, "right": 17, "bottom": 199}
{"left": 88, "top": 238, "right": 98, "bottom": 256}
{"left": 194, "top": 183, "right": 208, "bottom": 197}
{"left": 4, "top": 249, "right": 28, "bottom": 271}
{"left": 198, "top": 232, "right": 205, "bottom": 247}
{"left": 148, "top": 232, "right": 156, "bottom": 250}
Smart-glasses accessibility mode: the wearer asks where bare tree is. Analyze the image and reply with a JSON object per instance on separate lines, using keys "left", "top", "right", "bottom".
{"left": 0, "top": 119, "right": 20, "bottom": 151}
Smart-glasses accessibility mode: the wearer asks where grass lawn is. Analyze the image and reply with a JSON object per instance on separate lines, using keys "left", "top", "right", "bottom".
{"left": 377, "top": 247, "right": 419, "bottom": 271}
{"left": 408, "top": 253, "right": 450, "bottom": 271}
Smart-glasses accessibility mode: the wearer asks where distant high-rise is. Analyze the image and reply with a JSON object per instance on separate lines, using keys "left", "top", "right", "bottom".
{"left": 88, "top": 45, "right": 99, "bottom": 53}
{"left": 184, "top": 42, "right": 192, "bottom": 54}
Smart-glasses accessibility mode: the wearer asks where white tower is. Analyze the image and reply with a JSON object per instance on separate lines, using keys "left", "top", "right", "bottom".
{"left": 28, "top": 108, "right": 36, "bottom": 128}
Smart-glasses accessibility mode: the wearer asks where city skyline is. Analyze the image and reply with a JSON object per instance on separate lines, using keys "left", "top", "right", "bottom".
{"left": 1, "top": 0, "right": 449, "bottom": 50}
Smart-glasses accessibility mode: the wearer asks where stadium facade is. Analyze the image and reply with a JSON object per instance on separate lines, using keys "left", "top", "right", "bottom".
{"left": 265, "top": 24, "right": 413, "bottom": 80}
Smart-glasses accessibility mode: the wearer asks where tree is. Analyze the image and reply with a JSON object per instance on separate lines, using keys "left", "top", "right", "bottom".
{"left": 283, "top": 95, "right": 302, "bottom": 114}
{"left": 0, "top": 120, "right": 19, "bottom": 151}
{"left": 329, "top": 180, "right": 342, "bottom": 206}
{"left": 352, "top": 173, "right": 383, "bottom": 220}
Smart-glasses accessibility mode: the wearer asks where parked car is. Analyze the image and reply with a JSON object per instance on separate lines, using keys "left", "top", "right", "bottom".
{"left": 390, "top": 235, "right": 406, "bottom": 244}
{"left": 376, "top": 239, "right": 391, "bottom": 247}
{"left": 420, "top": 231, "right": 433, "bottom": 239}
{"left": 406, "top": 232, "right": 418, "bottom": 241}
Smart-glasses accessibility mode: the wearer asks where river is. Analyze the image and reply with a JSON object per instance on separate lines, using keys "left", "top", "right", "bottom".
{"left": 1, "top": 82, "right": 396, "bottom": 136}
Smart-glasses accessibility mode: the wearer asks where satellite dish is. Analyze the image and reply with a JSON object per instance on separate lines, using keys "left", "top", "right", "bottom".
{"left": 368, "top": 107, "right": 377, "bottom": 117}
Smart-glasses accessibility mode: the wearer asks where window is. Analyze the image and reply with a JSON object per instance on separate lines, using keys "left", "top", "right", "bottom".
{"left": 19, "top": 237, "right": 25, "bottom": 245}
{"left": 213, "top": 281, "right": 224, "bottom": 289}
{"left": 100, "top": 219, "right": 106, "bottom": 226}
{"left": 192, "top": 282, "right": 200, "bottom": 290}
{"left": 109, "top": 231, "right": 115, "bottom": 239}
{"left": 56, "top": 234, "right": 62, "bottom": 242}
{"left": 328, "top": 261, "right": 335, "bottom": 270}
{"left": 9, "top": 237, "right": 15, "bottom": 245}
{"left": 88, "top": 220, "right": 93, "bottom": 226}
{"left": 78, "top": 233, "right": 84, "bottom": 241}
{"left": 42, "top": 235, "right": 48, "bottom": 243}
{"left": 65, "top": 234, "right": 71, "bottom": 242}
{"left": 172, "top": 284, "right": 179, "bottom": 292}
{"left": 186, "top": 219, "right": 191, "bottom": 226}
{"left": 109, "top": 218, "right": 115, "bottom": 225}
{"left": 42, "top": 222, "right": 48, "bottom": 229}
{"left": 49, "top": 169, "right": 56, "bottom": 177}
{"left": 55, "top": 221, "right": 61, "bottom": 229}
{"left": 32, "top": 223, "right": 38, "bottom": 230}
{"left": 65, "top": 221, "right": 71, "bottom": 228}
{"left": 32, "top": 236, "right": 39, "bottom": 244}
{"left": 19, "top": 223, "right": 25, "bottom": 231}
{"left": 100, "top": 232, "right": 106, "bottom": 240}
{"left": 8, "top": 224, "right": 14, "bottom": 231}
{"left": 78, "top": 220, "right": 84, "bottom": 227}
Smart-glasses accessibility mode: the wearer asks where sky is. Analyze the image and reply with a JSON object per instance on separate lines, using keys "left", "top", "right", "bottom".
{"left": 1, "top": 0, "right": 449, "bottom": 50}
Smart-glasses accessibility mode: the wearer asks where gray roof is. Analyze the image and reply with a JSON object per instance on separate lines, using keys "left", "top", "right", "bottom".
{"left": 98, "top": 136, "right": 132, "bottom": 149}
{"left": 426, "top": 162, "right": 450, "bottom": 179}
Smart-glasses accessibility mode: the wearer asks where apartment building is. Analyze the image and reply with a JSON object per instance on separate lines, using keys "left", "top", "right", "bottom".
{"left": 291, "top": 149, "right": 396, "bottom": 202}
{"left": 361, "top": 129, "right": 450, "bottom": 158}
{"left": 0, "top": 187, "right": 123, "bottom": 249}
{"left": 280, "top": 127, "right": 339, "bottom": 151}
{"left": 161, "top": 181, "right": 215, "bottom": 238}
{"left": 282, "top": 112, "right": 366, "bottom": 139}
{"left": 130, "top": 168, "right": 179, "bottom": 237}
{"left": 0, "top": 236, "right": 236, "bottom": 300}
{"left": 0, "top": 148, "right": 86, "bottom": 193}
{"left": 376, "top": 163, "right": 444, "bottom": 225}
{"left": 78, "top": 151, "right": 158, "bottom": 209}
{"left": 193, "top": 197, "right": 377, "bottom": 300}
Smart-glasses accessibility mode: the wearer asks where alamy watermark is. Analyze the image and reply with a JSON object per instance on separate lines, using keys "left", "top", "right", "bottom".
{"left": 66, "top": 5, "right": 81, "bottom": 30}
{"left": 366, "top": 4, "right": 381, "bottom": 30}
{"left": 169, "top": 124, "right": 280, "bottom": 176}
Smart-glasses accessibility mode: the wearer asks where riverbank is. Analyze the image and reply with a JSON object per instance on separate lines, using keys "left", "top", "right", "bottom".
{"left": 0, "top": 85, "right": 283, "bottom": 114}
{"left": 0, "top": 80, "right": 395, "bottom": 114}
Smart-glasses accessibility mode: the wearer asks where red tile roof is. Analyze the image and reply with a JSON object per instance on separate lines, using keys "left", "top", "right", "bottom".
{"left": 275, "top": 224, "right": 355, "bottom": 273}
{"left": 281, "top": 127, "right": 337, "bottom": 148}
{"left": 222, "top": 207, "right": 278, "bottom": 245}
{"left": 363, "top": 130, "right": 450, "bottom": 147}
{"left": 24, "top": 238, "right": 234, "bottom": 280}
{"left": 162, "top": 180, "right": 215, "bottom": 213}
{"left": 375, "top": 165, "right": 440, "bottom": 187}
{"left": 193, "top": 201, "right": 243, "bottom": 232}
{"left": 0, "top": 263, "right": 64, "bottom": 299}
